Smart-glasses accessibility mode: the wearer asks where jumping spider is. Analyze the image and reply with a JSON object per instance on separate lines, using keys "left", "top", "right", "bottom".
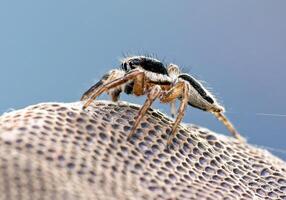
{"left": 81, "top": 56, "right": 245, "bottom": 146}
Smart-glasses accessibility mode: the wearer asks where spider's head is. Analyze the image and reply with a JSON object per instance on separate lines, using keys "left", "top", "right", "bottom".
{"left": 120, "top": 56, "right": 168, "bottom": 75}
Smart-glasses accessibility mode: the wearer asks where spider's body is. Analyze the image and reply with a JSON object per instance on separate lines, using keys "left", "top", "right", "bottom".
{"left": 81, "top": 56, "right": 245, "bottom": 146}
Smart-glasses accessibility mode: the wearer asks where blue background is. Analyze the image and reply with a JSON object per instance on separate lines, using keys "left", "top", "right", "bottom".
{"left": 0, "top": 1, "right": 285, "bottom": 160}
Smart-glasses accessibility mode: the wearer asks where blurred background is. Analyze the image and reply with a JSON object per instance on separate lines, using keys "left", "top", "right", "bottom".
{"left": 0, "top": 1, "right": 285, "bottom": 159}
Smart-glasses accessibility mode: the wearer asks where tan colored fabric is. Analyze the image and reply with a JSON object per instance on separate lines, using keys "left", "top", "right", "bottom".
{"left": 0, "top": 101, "right": 285, "bottom": 200}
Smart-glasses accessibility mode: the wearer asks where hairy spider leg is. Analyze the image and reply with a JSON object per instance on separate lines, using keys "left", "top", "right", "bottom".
{"left": 127, "top": 85, "right": 162, "bottom": 140}
{"left": 170, "top": 101, "right": 176, "bottom": 118}
{"left": 132, "top": 71, "right": 145, "bottom": 96}
{"left": 211, "top": 111, "right": 246, "bottom": 142}
{"left": 81, "top": 70, "right": 125, "bottom": 102}
{"left": 167, "top": 64, "right": 181, "bottom": 119}
{"left": 161, "top": 81, "right": 191, "bottom": 147}
{"left": 81, "top": 73, "right": 110, "bottom": 101}
{"left": 127, "top": 81, "right": 190, "bottom": 147}
{"left": 82, "top": 69, "right": 144, "bottom": 109}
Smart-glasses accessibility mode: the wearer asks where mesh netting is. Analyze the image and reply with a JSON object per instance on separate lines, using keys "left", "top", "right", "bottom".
{"left": 0, "top": 101, "right": 285, "bottom": 200}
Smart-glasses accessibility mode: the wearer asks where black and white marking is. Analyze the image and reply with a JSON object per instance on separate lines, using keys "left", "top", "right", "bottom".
{"left": 178, "top": 73, "right": 224, "bottom": 112}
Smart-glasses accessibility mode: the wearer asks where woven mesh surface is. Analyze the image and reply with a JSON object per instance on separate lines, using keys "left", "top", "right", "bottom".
{"left": 0, "top": 101, "right": 285, "bottom": 200}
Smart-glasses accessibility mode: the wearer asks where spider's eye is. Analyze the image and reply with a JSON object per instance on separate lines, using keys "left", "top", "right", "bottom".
{"left": 128, "top": 61, "right": 137, "bottom": 70}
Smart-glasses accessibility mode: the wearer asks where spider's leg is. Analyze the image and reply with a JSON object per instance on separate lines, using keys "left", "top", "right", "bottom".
{"left": 110, "top": 89, "right": 121, "bottom": 102}
{"left": 160, "top": 81, "right": 190, "bottom": 147}
{"left": 127, "top": 85, "right": 161, "bottom": 141}
{"left": 132, "top": 71, "right": 145, "bottom": 96}
{"left": 81, "top": 72, "right": 112, "bottom": 101}
{"left": 82, "top": 69, "right": 143, "bottom": 109}
{"left": 211, "top": 111, "right": 246, "bottom": 142}
{"left": 170, "top": 100, "right": 176, "bottom": 118}
{"left": 108, "top": 69, "right": 145, "bottom": 101}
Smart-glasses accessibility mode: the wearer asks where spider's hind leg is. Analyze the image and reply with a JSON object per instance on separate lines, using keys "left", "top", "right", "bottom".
{"left": 211, "top": 111, "right": 246, "bottom": 142}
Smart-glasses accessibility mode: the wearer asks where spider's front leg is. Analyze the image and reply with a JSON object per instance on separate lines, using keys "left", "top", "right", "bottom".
{"left": 127, "top": 85, "right": 162, "bottom": 141}
{"left": 160, "top": 81, "right": 191, "bottom": 147}
{"left": 81, "top": 70, "right": 117, "bottom": 101}
{"left": 82, "top": 69, "right": 144, "bottom": 110}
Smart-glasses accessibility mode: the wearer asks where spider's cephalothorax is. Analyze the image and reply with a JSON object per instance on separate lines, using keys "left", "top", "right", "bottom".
{"left": 119, "top": 56, "right": 173, "bottom": 95}
{"left": 120, "top": 56, "right": 168, "bottom": 75}
{"left": 81, "top": 56, "right": 173, "bottom": 102}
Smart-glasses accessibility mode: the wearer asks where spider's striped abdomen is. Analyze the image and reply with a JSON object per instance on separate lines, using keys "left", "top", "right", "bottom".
{"left": 179, "top": 74, "right": 224, "bottom": 112}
